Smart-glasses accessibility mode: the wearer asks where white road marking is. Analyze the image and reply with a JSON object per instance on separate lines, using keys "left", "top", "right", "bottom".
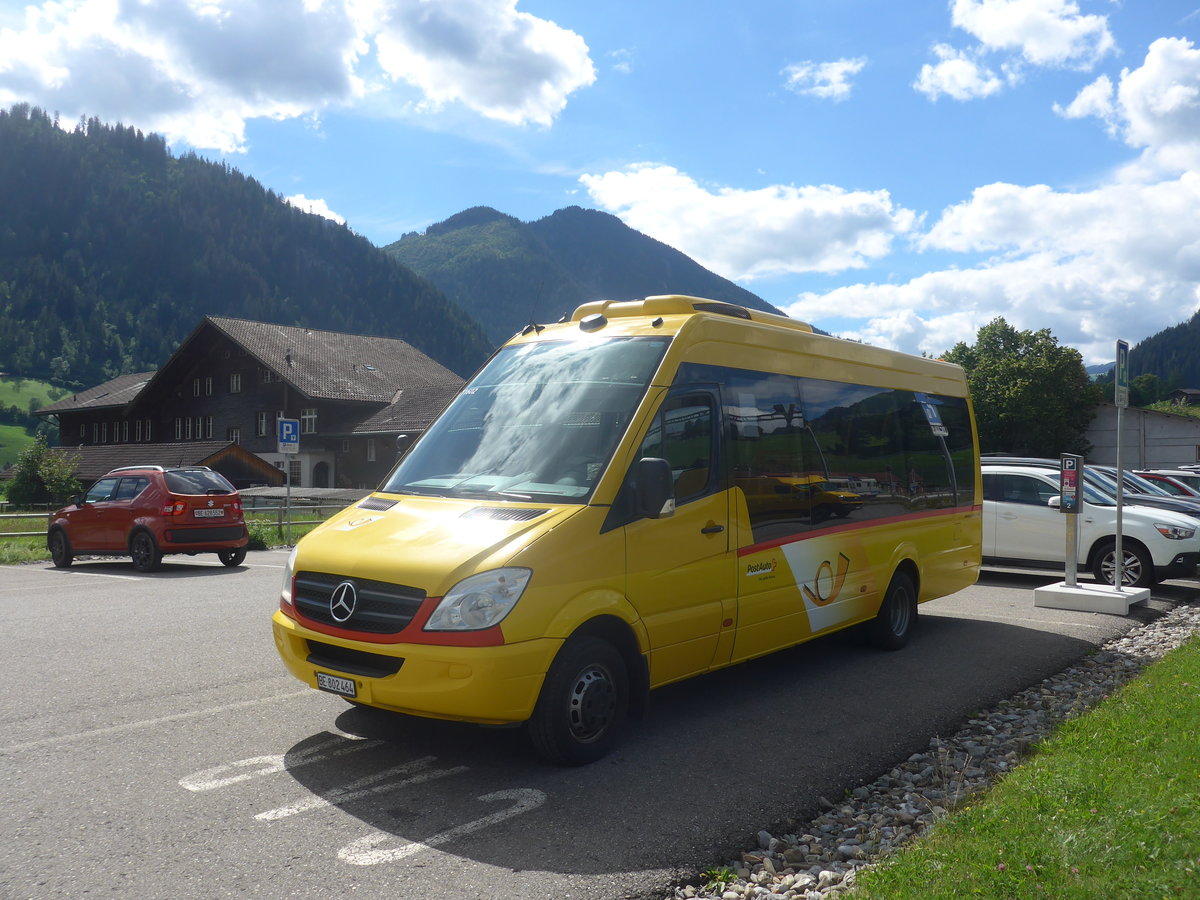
{"left": 0, "top": 690, "right": 313, "bottom": 754}
{"left": 338, "top": 789, "right": 547, "bottom": 866}
{"left": 180, "top": 735, "right": 382, "bottom": 792}
{"left": 256, "top": 758, "right": 469, "bottom": 822}
{"left": 928, "top": 611, "right": 1112, "bottom": 630}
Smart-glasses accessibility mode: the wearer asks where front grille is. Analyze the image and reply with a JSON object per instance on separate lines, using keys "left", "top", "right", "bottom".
{"left": 294, "top": 570, "right": 426, "bottom": 634}
{"left": 306, "top": 640, "right": 405, "bottom": 678}
{"left": 167, "top": 525, "right": 246, "bottom": 543}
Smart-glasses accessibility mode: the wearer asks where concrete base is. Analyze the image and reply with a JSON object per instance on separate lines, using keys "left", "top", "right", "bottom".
{"left": 1033, "top": 581, "right": 1150, "bottom": 616}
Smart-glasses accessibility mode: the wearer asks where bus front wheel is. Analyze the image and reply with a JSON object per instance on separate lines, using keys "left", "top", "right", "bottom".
{"left": 527, "top": 636, "right": 629, "bottom": 766}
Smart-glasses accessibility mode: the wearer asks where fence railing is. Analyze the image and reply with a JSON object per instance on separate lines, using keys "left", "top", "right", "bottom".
{"left": 0, "top": 502, "right": 352, "bottom": 540}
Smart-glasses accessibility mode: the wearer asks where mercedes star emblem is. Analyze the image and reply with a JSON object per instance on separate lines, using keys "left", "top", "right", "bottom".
{"left": 329, "top": 581, "right": 358, "bottom": 623}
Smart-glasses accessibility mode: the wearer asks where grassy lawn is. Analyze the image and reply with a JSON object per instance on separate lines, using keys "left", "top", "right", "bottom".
{"left": 0, "top": 422, "right": 36, "bottom": 468}
{"left": 852, "top": 634, "right": 1200, "bottom": 899}
{"left": 0, "top": 510, "right": 326, "bottom": 565}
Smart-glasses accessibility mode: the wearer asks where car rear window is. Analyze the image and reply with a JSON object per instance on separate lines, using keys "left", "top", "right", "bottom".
{"left": 165, "top": 469, "right": 236, "bottom": 495}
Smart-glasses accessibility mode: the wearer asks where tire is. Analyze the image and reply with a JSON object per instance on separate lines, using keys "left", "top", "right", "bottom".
{"left": 1092, "top": 540, "right": 1154, "bottom": 589}
{"left": 49, "top": 529, "right": 73, "bottom": 568}
{"left": 218, "top": 547, "right": 247, "bottom": 567}
{"left": 867, "top": 571, "right": 917, "bottom": 650}
{"left": 527, "top": 636, "right": 629, "bottom": 766}
{"left": 130, "top": 531, "right": 163, "bottom": 573}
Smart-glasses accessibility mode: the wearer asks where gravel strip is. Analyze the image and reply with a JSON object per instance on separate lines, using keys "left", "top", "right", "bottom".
{"left": 672, "top": 599, "right": 1200, "bottom": 900}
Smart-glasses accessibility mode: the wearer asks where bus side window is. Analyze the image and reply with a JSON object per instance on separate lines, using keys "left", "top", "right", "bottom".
{"left": 639, "top": 394, "right": 715, "bottom": 504}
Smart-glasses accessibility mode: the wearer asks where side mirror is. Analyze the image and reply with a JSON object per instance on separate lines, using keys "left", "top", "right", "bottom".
{"left": 635, "top": 457, "right": 675, "bottom": 519}
{"left": 1048, "top": 495, "right": 1061, "bottom": 508}
{"left": 72, "top": 494, "right": 83, "bottom": 507}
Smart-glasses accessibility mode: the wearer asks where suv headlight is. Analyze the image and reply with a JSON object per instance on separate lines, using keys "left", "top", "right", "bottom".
{"left": 425, "top": 568, "right": 532, "bottom": 631}
{"left": 1155, "top": 523, "right": 1196, "bottom": 540}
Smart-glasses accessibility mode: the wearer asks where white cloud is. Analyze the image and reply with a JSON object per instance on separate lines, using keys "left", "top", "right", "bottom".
{"left": 285, "top": 193, "right": 346, "bottom": 224}
{"left": 579, "top": 164, "right": 918, "bottom": 280}
{"left": 782, "top": 57, "right": 867, "bottom": 102}
{"left": 951, "top": 0, "right": 1115, "bottom": 68}
{"left": 913, "top": 44, "right": 1007, "bottom": 101}
{"left": 1059, "top": 37, "right": 1200, "bottom": 176}
{"left": 0, "top": 0, "right": 595, "bottom": 152}
{"left": 372, "top": 0, "right": 595, "bottom": 126}
{"left": 786, "top": 173, "right": 1200, "bottom": 363}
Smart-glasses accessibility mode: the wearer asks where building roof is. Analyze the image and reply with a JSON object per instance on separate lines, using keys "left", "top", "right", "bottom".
{"left": 50, "top": 440, "right": 283, "bottom": 484}
{"left": 38, "top": 372, "right": 156, "bottom": 415}
{"left": 202, "top": 317, "right": 463, "bottom": 403}
{"left": 348, "top": 382, "right": 463, "bottom": 434}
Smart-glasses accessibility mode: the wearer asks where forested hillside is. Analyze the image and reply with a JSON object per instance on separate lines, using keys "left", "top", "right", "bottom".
{"left": 1130, "top": 308, "right": 1200, "bottom": 388}
{"left": 385, "top": 205, "right": 784, "bottom": 345}
{"left": 0, "top": 104, "right": 493, "bottom": 385}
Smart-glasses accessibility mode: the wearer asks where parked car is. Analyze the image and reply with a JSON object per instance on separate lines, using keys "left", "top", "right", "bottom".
{"left": 982, "top": 457, "right": 1200, "bottom": 522}
{"left": 47, "top": 465, "right": 248, "bottom": 572}
{"left": 980, "top": 462, "right": 1200, "bottom": 587}
{"left": 1138, "top": 469, "right": 1200, "bottom": 495}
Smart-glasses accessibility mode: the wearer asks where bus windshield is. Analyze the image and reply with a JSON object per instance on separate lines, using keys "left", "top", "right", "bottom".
{"left": 381, "top": 337, "right": 669, "bottom": 502}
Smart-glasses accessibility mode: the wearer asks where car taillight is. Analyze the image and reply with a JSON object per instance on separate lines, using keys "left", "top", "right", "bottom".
{"left": 162, "top": 499, "right": 187, "bottom": 516}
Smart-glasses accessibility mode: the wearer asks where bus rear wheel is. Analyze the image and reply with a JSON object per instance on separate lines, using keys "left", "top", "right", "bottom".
{"left": 867, "top": 571, "right": 916, "bottom": 650}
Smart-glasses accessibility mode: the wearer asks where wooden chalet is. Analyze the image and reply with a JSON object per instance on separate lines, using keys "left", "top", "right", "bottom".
{"left": 36, "top": 317, "right": 466, "bottom": 489}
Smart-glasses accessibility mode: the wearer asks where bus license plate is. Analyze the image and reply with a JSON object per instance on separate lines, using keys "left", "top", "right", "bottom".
{"left": 316, "top": 672, "right": 356, "bottom": 698}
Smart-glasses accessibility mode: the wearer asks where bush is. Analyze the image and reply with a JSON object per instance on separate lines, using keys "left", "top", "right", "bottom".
{"left": 7, "top": 435, "right": 80, "bottom": 506}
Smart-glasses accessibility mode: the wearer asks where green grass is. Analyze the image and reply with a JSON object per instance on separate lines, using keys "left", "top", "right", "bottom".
{"left": 0, "top": 374, "right": 67, "bottom": 409}
{"left": 851, "top": 635, "right": 1200, "bottom": 899}
{"left": 0, "top": 422, "right": 36, "bottom": 468}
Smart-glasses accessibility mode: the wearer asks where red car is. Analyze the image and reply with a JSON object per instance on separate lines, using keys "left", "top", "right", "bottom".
{"left": 48, "top": 465, "right": 248, "bottom": 572}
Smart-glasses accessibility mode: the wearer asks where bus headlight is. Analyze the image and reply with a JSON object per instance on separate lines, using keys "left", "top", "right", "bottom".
{"left": 425, "top": 568, "right": 532, "bottom": 631}
{"left": 280, "top": 546, "right": 299, "bottom": 607}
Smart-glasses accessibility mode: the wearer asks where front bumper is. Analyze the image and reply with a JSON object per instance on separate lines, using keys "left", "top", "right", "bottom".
{"left": 271, "top": 610, "right": 560, "bottom": 724}
{"left": 1157, "top": 551, "right": 1200, "bottom": 580}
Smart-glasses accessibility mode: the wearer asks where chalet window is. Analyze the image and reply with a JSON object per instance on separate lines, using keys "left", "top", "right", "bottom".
{"left": 367, "top": 439, "right": 376, "bottom": 462}
{"left": 102, "top": 422, "right": 108, "bottom": 443}
{"left": 301, "top": 408, "right": 317, "bottom": 434}
{"left": 93, "top": 423, "right": 100, "bottom": 443}
{"left": 79, "top": 424, "right": 85, "bottom": 440}
{"left": 185, "top": 418, "right": 193, "bottom": 440}
{"left": 289, "top": 460, "right": 302, "bottom": 485}
{"left": 256, "top": 411, "right": 268, "bottom": 437}
{"left": 341, "top": 439, "right": 350, "bottom": 453}
{"left": 193, "top": 378, "right": 200, "bottom": 397}
{"left": 194, "top": 416, "right": 203, "bottom": 439}
{"left": 135, "top": 420, "right": 142, "bottom": 442}
{"left": 175, "top": 418, "right": 183, "bottom": 441}
{"left": 122, "top": 421, "right": 129, "bottom": 442}
{"left": 262, "top": 369, "right": 274, "bottom": 383}
{"left": 230, "top": 373, "right": 242, "bottom": 394}
{"left": 205, "top": 416, "right": 213, "bottom": 439}
{"left": 145, "top": 419, "right": 152, "bottom": 442}
{"left": 205, "top": 377, "right": 213, "bottom": 396}
{"left": 227, "top": 426, "right": 241, "bottom": 444}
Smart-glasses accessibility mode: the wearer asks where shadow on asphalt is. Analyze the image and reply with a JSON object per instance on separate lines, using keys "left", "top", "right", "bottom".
{"left": 276, "top": 599, "right": 1139, "bottom": 877}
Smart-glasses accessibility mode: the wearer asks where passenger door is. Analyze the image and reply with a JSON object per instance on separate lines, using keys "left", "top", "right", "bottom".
{"left": 984, "top": 472, "right": 1066, "bottom": 564}
{"left": 624, "top": 389, "right": 735, "bottom": 687}
{"left": 106, "top": 476, "right": 150, "bottom": 548}
{"left": 70, "top": 477, "right": 121, "bottom": 551}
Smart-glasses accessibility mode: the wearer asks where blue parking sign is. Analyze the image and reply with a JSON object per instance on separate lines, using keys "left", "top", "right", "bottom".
{"left": 278, "top": 418, "right": 300, "bottom": 454}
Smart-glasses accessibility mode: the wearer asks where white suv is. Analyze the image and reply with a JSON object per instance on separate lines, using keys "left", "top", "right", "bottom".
{"left": 981, "top": 463, "right": 1200, "bottom": 587}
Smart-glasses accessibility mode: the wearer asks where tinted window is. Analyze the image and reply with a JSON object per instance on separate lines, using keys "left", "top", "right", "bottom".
{"left": 164, "top": 469, "right": 235, "bottom": 495}
{"left": 85, "top": 478, "right": 119, "bottom": 503}
{"left": 638, "top": 394, "right": 716, "bottom": 504}
{"left": 114, "top": 476, "right": 149, "bottom": 501}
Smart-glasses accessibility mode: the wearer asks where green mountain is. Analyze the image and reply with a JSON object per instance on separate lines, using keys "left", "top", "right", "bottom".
{"left": 384, "top": 205, "right": 786, "bottom": 345}
{"left": 0, "top": 104, "right": 493, "bottom": 386}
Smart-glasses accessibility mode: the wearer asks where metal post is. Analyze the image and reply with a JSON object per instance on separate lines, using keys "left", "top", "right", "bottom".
{"left": 286, "top": 462, "right": 292, "bottom": 546}
{"left": 1114, "top": 403, "right": 1124, "bottom": 591}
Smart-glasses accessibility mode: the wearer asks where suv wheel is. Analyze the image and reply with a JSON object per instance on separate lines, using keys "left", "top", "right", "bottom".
{"left": 130, "top": 531, "right": 163, "bottom": 573}
{"left": 1092, "top": 540, "right": 1154, "bottom": 588}
{"left": 49, "top": 529, "right": 73, "bottom": 568}
{"left": 218, "top": 547, "right": 247, "bottom": 567}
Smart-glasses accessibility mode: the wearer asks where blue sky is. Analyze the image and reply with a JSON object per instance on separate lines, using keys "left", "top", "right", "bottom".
{"left": 2, "top": 1, "right": 1199, "bottom": 365}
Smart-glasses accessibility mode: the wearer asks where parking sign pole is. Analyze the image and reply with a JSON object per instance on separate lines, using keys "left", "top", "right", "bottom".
{"left": 1060, "top": 454, "right": 1082, "bottom": 588}
{"left": 278, "top": 418, "right": 300, "bottom": 546}
{"left": 1114, "top": 340, "right": 1129, "bottom": 591}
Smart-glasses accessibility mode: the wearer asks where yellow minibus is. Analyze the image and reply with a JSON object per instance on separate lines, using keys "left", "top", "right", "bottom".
{"left": 273, "top": 296, "right": 982, "bottom": 764}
